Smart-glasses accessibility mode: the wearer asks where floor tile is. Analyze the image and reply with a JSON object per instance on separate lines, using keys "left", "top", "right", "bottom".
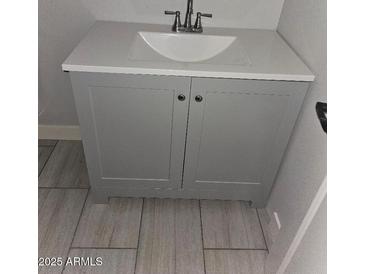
{"left": 38, "top": 139, "right": 58, "bottom": 147}
{"left": 72, "top": 197, "right": 143, "bottom": 248}
{"left": 38, "top": 140, "right": 89, "bottom": 188}
{"left": 201, "top": 200, "right": 266, "bottom": 249}
{"left": 63, "top": 249, "right": 136, "bottom": 274}
{"left": 205, "top": 250, "right": 267, "bottom": 274}
{"left": 38, "top": 189, "right": 88, "bottom": 274}
{"left": 135, "top": 199, "right": 204, "bottom": 274}
{"left": 38, "top": 146, "right": 54, "bottom": 176}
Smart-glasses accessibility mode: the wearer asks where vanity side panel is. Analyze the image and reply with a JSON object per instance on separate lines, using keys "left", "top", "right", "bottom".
{"left": 70, "top": 72, "right": 191, "bottom": 201}
{"left": 70, "top": 72, "right": 102, "bottom": 199}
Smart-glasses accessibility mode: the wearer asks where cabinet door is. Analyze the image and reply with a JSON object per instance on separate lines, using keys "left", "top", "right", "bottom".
{"left": 183, "top": 78, "right": 308, "bottom": 204}
{"left": 70, "top": 73, "right": 190, "bottom": 190}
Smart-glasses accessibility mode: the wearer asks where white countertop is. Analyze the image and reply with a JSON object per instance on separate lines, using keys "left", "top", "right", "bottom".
{"left": 62, "top": 21, "right": 314, "bottom": 82}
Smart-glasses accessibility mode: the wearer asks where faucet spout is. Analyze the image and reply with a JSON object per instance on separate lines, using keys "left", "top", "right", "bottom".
{"left": 164, "top": 0, "right": 211, "bottom": 33}
{"left": 183, "top": 0, "right": 194, "bottom": 29}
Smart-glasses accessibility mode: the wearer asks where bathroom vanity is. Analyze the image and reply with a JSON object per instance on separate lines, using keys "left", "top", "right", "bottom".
{"left": 63, "top": 21, "right": 314, "bottom": 207}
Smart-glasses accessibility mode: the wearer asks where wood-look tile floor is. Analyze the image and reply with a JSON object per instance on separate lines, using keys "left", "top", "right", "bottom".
{"left": 38, "top": 140, "right": 269, "bottom": 274}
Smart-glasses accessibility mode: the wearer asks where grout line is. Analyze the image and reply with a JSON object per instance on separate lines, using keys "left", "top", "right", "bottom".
{"left": 70, "top": 189, "right": 90, "bottom": 248}
{"left": 38, "top": 140, "right": 59, "bottom": 148}
{"left": 38, "top": 186, "right": 90, "bottom": 190}
{"left": 38, "top": 140, "right": 91, "bottom": 189}
{"left": 203, "top": 247, "right": 268, "bottom": 251}
{"left": 61, "top": 189, "right": 90, "bottom": 274}
{"left": 38, "top": 140, "right": 58, "bottom": 177}
{"left": 133, "top": 198, "right": 144, "bottom": 274}
{"left": 38, "top": 142, "right": 58, "bottom": 147}
{"left": 256, "top": 208, "right": 269, "bottom": 252}
{"left": 70, "top": 247, "right": 137, "bottom": 250}
{"left": 198, "top": 200, "right": 207, "bottom": 274}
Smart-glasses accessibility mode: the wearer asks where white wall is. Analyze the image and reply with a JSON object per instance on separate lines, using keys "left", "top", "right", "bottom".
{"left": 284, "top": 196, "right": 327, "bottom": 274}
{"left": 81, "top": 0, "right": 285, "bottom": 29}
{"left": 265, "top": 0, "right": 326, "bottom": 272}
{"left": 38, "top": 0, "right": 285, "bottom": 126}
{"left": 39, "top": 0, "right": 94, "bottom": 125}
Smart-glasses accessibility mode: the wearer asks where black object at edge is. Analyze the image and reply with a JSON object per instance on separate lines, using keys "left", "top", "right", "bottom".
{"left": 316, "top": 102, "right": 327, "bottom": 133}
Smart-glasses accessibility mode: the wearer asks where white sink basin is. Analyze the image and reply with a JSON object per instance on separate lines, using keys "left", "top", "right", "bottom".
{"left": 136, "top": 31, "right": 237, "bottom": 62}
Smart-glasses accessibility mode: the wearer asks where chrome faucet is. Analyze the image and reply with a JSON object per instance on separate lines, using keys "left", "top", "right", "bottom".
{"left": 183, "top": 0, "right": 194, "bottom": 30}
{"left": 165, "top": 0, "right": 212, "bottom": 33}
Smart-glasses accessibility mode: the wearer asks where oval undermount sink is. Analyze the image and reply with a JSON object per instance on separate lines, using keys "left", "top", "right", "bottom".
{"left": 137, "top": 31, "right": 237, "bottom": 62}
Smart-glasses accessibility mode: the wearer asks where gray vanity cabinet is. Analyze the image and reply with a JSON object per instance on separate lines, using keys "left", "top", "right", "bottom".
{"left": 183, "top": 78, "right": 308, "bottom": 204}
{"left": 70, "top": 72, "right": 308, "bottom": 206}
{"left": 70, "top": 73, "right": 191, "bottom": 200}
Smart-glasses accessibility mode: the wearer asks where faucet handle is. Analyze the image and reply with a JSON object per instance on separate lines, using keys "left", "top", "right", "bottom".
{"left": 194, "top": 12, "right": 212, "bottom": 32}
{"left": 200, "top": 13, "right": 212, "bottom": 18}
{"left": 164, "top": 10, "right": 183, "bottom": 32}
{"left": 164, "top": 10, "right": 178, "bottom": 15}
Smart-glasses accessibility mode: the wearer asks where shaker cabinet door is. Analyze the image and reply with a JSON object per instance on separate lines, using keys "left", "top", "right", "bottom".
{"left": 70, "top": 73, "right": 190, "bottom": 190}
{"left": 183, "top": 78, "right": 308, "bottom": 204}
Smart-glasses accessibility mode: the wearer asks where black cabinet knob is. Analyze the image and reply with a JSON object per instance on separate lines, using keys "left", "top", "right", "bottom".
{"left": 195, "top": 95, "right": 203, "bottom": 102}
{"left": 178, "top": 94, "right": 186, "bottom": 101}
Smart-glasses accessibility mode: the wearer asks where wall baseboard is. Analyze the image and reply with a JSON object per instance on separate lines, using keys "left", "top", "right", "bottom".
{"left": 38, "top": 125, "right": 81, "bottom": 140}
{"left": 276, "top": 177, "right": 327, "bottom": 274}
